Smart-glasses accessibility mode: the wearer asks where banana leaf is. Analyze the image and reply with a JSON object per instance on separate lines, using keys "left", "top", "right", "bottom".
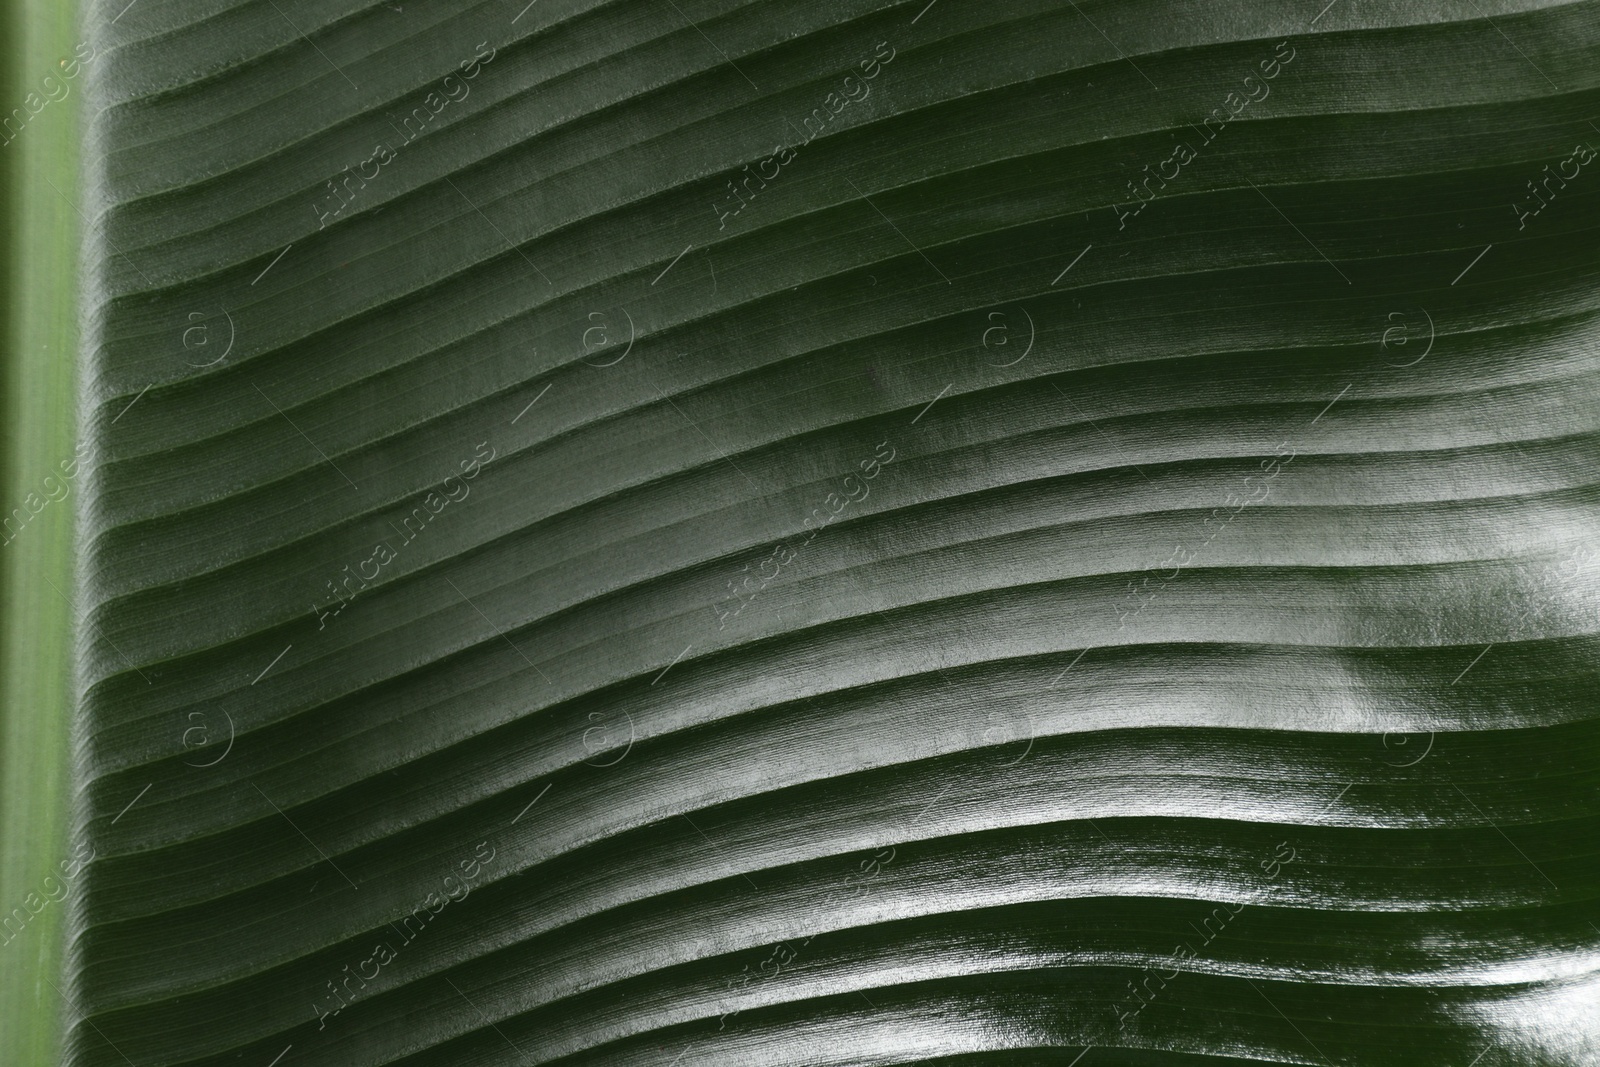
{"left": 36, "top": 0, "right": 1600, "bottom": 1064}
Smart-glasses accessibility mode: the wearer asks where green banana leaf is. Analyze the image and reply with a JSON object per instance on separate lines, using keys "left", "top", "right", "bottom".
{"left": 14, "top": 0, "right": 1600, "bottom": 1064}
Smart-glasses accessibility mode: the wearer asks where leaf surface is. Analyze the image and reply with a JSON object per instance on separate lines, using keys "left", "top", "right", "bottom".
{"left": 69, "top": 1, "right": 1600, "bottom": 1065}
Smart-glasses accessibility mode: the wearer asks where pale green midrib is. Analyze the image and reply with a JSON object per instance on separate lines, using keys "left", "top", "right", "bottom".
{"left": 0, "top": 0, "right": 82, "bottom": 1065}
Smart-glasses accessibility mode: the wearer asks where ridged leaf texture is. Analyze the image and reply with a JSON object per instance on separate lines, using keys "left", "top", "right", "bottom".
{"left": 70, "top": 1, "right": 1600, "bottom": 1065}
